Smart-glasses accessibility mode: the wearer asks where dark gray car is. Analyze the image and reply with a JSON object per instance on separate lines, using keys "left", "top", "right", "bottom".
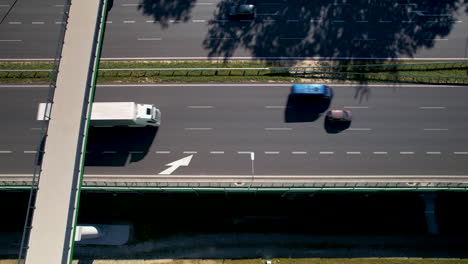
{"left": 228, "top": 4, "right": 256, "bottom": 18}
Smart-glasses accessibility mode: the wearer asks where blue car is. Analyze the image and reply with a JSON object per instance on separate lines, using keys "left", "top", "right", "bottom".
{"left": 291, "top": 84, "right": 333, "bottom": 99}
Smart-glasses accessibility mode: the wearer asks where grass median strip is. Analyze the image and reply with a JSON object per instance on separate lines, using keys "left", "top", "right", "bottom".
{"left": 0, "top": 60, "right": 467, "bottom": 84}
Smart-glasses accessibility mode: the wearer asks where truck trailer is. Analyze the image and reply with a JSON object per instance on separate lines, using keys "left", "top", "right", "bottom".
{"left": 37, "top": 102, "right": 161, "bottom": 127}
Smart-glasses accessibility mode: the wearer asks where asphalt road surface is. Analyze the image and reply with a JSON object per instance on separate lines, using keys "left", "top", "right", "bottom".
{"left": 0, "top": 83, "right": 468, "bottom": 177}
{"left": 0, "top": 0, "right": 467, "bottom": 59}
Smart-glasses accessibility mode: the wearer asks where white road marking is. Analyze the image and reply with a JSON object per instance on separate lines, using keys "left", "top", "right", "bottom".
{"left": 106, "top": 21, "right": 112, "bottom": 24}
{"left": 257, "top": 13, "right": 278, "bottom": 16}
{"left": 292, "top": 151, "right": 307, "bottom": 154}
{"left": 347, "top": 152, "right": 361, "bottom": 155}
{"left": 265, "top": 151, "right": 279, "bottom": 154}
{"left": 24, "top": 151, "right": 37, "bottom": 154}
{"left": 353, "top": 38, "right": 376, "bottom": 41}
{"left": 373, "top": 152, "right": 388, "bottom": 155}
{"left": 263, "top": 19, "right": 277, "bottom": 22}
{"left": 195, "top": 3, "right": 214, "bottom": 5}
{"left": 192, "top": 20, "right": 206, "bottom": 23}
{"left": 280, "top": 38, "right": 303, "bottom": 40}
{"left": 400, "top": 152, "right": 415, "bottom": 155}
{"left": 55, "top": 21, "right": 65, "bottom": 24}
{"left": 240, "top": 20, "right": 253, "bottom": 22}
{"left": 99, "top": 56, "right": 468, "bottom": 61}
{"left": 155, "top": 151, "right": 170, "bottom": 154}
{"left": 396, "top": 3, "right": 417, "bottom": 6}
{"left": 209, "top": 38, "right": 234, "bottom": 40}
{"left": 344, "top": 106, "right": 368, "bottom": 109}
{"left": 379, "top": 20, "right": 392, "bottom": 23}
{"left": 122, "top": 4, "right": 139, "bottom": 6}
{"left": 265, "top": 106, "right": 286, "bottom": 109}
{"left": 137, "top": 38, "right": 162, "bottom": 41}
{"left": 185, "top": 128, "right": 213, "bottom": 130}
{"left": 454, "top": 152, "right": 468, "bottom": 155}
{"left": 348, "top": 128, "right": 372, "bottom": 131}
{"left": 419, "top": 106, "right": 445, "bottom": 109}
{"left": 311, "top": 19, "right": 323, "bottom": 22}
{"left": 402, "top": 20, "right": 415, "bottom": 23}
{"left": 187, "top": 106, "right": 213, "bottom": 108}
{"left": 0, "top": 5, "right": 10, "bottom": 7}
{"left": 32, "top": 22, "right": 45, "bottom": 24}
{"left": 183, "top": 151, "right": 197, "bottom": 154}
{"left": 54, "top": 4, "right": 65, "bottom": 7}
{"left": 8, "top": 22, "right": 22, "bottom": 24}
{"left": 0, "top": 151, "right": 13, "bottom": 154}
{"left": 210, "top": 151, "right": 224, "bottom": 154}
{"left": 453, "top": 20, "right": 463, "bottom": 23}
{"left": 0, "top": 40, "right": 26, "bottom": 42}
{"left": 102, "top": 151, "right": 117, "bottom": 154}
{"left": 265, "top": 128, "right": 292, "bottom": 131}
{"left": 287, "top": 20, "right": 299, "bottom": 22}
{"left": 238, "top": 151, "right": 253, "bottom": 154}
{"left": 124, "top": 21, "right": 136, "bottom": 23}
{"left": 146, "top": 20, "right": 156, "bottom": 23}
{"left": 426, "top": 152, "right": 441, "bottom": 155}
{"left": 30, "top": 128, "right": 42, "bottom": 130}
{"left": 426, "top": 38, "right": 448, "bottom": 41}
{"left": 332, "top": 20, "right": 345, "bottom": 23}
{"left": 216, "top": 20, "right": 228, "bottom": 22}
{"left": 424, "top": 128, "right": 448, "bottom": 131}
{"left": 169, "top": 20, "right": 180, "bottom": 23}
{"left": 129, "top": 151, "right": 144, "bottom": 154}
{"left": 320, "top": 151, "right": 334, "bottom": 155}
{"left": 356, "top": 20, "right": 368, "bottom": 23}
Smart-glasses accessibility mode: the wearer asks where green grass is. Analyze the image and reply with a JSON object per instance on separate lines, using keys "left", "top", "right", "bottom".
{"left": 0, "top": 61, "right": 467, "bottom": 84}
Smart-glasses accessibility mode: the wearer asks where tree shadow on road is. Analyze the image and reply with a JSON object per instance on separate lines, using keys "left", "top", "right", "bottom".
{"left": 137, "top": 0, "right": 197, "bottom": 28}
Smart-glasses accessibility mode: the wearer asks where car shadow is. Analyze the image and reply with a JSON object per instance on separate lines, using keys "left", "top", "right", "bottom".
{"left": 324, "top": 119, "right": 351, "bottom": 134}
{"left": 85, "top": 127, "right": 158, "bottom": 166}
{"left": 284, "top": 94, "right": 331, "bottom": 123}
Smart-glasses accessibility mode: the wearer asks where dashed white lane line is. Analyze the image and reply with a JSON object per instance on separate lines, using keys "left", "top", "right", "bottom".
{"left": 209, "top": 38, "right": 234, "bottom": 40}
{"left": 187, "top": 106, "right": 213, "bottom": 108}
{"left": 426, "top": 152, "right": 441, "bottom": 155}
{"left": 192, "top": 20, "right": 206, "bottom": 23}
{"left": 238, "top": 151, "right": 253, "bottom": 154}
{"left": 287, "top": 20, "right": 299, "bottom": 22}
{"left": 332, "top": 20, "right": 345, "bottom": 23}
{"left": 30, "top": 128, "right": 42, "bottom": 130}
{"left": 106, "top": 21, "right": 112, "bottom": 24}
{"left": 347, "top": 152, "right": 361, "bottom": 155}
{"left": 292, "top": 151, "right": 307, "bottom": 154}
{"left": 137, "top": 38, "right": 162, "bottom": 41}
{"left": 454, "top": 152, "right": 468, "bottom": 155}
{"left": 311, "top": 19, "right": 323, "bottom": 22}
{"left": 216, "top": 20, "right": 228, "bottom": 22}
{"left": 54, "top": 4, "right": 65, "bottom": 7}
{"left": 155, "top": 151, "right": 171, "bottom": 154}
{"left": 424, "top": 128, "right": 448, "bottom": 131}
{"left": 32, "top": 22, "right": 45, "bottom": 24}
{"left": 265, "top": 106, "right": 287, "bottom": 109}
{"left": 0, "top": 4, "right": 10, "bottom": 7}
{"left": 24, "top": 151, "right": 37, "bottom": 154}
{"left": 240, "top": 20, "right": 253, "bottom": 22}
{"left": 379, "top": 20, "right": 392, "bottom": 23}
{"left": 183, "top": 151, "right": 198, "bottom": 154}
{"left": 344, "top": 106, "right": 369, "bottom": 109}
{"left": 0, "top": 40, "right": 22, "bottom": 42}
{"left": 185, "top": 128, "right": 213, "bottom": 130}
{"left": 265, "top": 128, "right": 292, "bottom": 131}
{"left": 373, "top": 152, "right": 388, "bottom": 155}
{"left": 0, "top": 151, "right": 13, "bottom": 154}
{"left": 146, "top": 20, "right": 156, "bottom": 23}
{"left": 400, "top": 152, "right": 415, "bottom": 155}
{"left": 265, "top": 151, "right": 279, "bottom": 154}
{"left": 348, "top": 128, "right": 372, "bottom": 131}
{"left": 124, "top": 21, "right": 136, "bottom": 23}
{"left": 210, "top": 151, "right": 224, "bottom": 154}
{"left": 426, "top": 38, "right": 449, "bottom": 41}
{"left": 195, "top": 3, "right": 214, "bottom": 5}
{"left": 353, "top": 38, "right": 376, "bottom": 41}
{"left": 55, "top": 21, "right": 65, "bottom": 24}
{"left": 169, "top": 20, "right": 181, "bottom": 23}
{"left": 402, "top": 20, "right": 415, "bottom": 23}
{"left": 320, "top": 151, "right": 334, "bottom": 155}
{"left": 129, "top": 151, "right": 144, "bottom": 154}
{"left": 356, "top": 20, "right": 368, "bottom": 23}
{"left": 8, "top": 22, "right": 22, "bottom": 24}
{"left": 102, "top": 151, "right": 117, "bottom": 154}
{"left": 280, "top": 38, "right": 303, "bottom": 40}
{"left": 419, "top": 106, "right": 445, "bottom": 109}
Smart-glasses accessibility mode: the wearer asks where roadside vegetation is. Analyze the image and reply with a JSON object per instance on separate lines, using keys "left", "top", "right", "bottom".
{"left": 0, "top": 61, "right": 467, "bottom": 84}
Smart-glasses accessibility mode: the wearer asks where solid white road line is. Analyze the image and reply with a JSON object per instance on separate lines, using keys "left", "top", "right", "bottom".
{"left": 210, "top": 151, "right": 224, "bottom": 154}
{"left": 23, "top": 151, "right": 37, "bottom": 154}
{"left": 344, "top": 106, "right": 369, "bottom": 109}
{"left": 320, "top": 151, "right": 334, "bottom": 155}
{"left": 183, "top": 151, "right": 197, "bottom": 154}
{"left": 424, "top": 128, "right": 448, "bottom": 131}
{"left": 137, "top": 38, "right": 162, "bottom": 41}
{"left": 98, "top": 56, "right": 468, "bottom": 61}
{"left": 0, "top": 151, "right": 13, "bottom": 154}
{"left": 292, "top": 152, "right": 307, "bottom": 154}
{"left": 400, "top": 152, "right": 415, "bottom": 155}
{"left": 265, "top": 128, "right": 292, "bottom": 130}
{"left": 426, "top": 152, "right": 441, "bottom": 155}
{"left": 265, "top": 151, "right": 279, "bottom": 154}
{"left": 373, "top": 152, "right": 388, "bottom": 155}
{"left": 187, "top": 106, "right": 213, "bottom": 108}
{"left": 185, "top": 128, "right": 213, "bottom": 130}
{"left": 419, "top": 106, "right": 445, "bottom": 109}
{"left": 155, "top": 151, "right": 170, "bottom": 154}
{"left": 454, "top": 152, "right": 468, "bottom": 155}
{"left": 347, "top": 152, "right": 361, "bottom": 155}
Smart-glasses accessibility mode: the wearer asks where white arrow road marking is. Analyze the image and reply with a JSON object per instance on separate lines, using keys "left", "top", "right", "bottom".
{"left": 158, "top": 155, "right": 193, "bottom": 175}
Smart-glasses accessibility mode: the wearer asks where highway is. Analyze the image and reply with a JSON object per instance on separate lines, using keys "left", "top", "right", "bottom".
{"left": 0, "top": 0, "right": 467, "bottom": 59}
{"left": 0, "top": 83, "right": 468, "bottom": 180}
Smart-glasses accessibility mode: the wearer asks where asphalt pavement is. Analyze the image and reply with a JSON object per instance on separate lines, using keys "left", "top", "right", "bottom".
{"left": 0, "top": 0, "right": 467, "bottom": 59}
{"left": 0, "top": 83, "right": 468, "bottom": 178}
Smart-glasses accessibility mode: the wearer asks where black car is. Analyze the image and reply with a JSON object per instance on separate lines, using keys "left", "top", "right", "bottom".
{"left": 228, "top": 4, "right": 256, "bottom": 18}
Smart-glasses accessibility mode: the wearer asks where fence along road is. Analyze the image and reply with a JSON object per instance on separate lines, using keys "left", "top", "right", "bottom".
{"left": 24, "top": 0, "right": 107, "bottom": 263}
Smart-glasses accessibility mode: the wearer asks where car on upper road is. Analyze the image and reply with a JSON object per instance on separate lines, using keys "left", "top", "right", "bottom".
{"left": 325, "top": 110, "right": 352, "bottom": 123}
{"left": 290, "top": 84, "right": 334, "bottom": 99}
{"left": 228, "top": 4, "right": 256, "bottom": 18}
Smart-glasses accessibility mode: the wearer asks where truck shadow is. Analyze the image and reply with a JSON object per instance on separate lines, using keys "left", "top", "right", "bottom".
{"left": 284, "top": 94, "right": 331, "bottom": 123}
{"left": 85, "top": 127, "right": 158, "bottom": 166}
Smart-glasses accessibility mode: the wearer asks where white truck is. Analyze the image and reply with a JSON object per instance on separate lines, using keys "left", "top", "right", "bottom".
{"left": 37, "top": 102, "right": 161, "bottom": 127}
